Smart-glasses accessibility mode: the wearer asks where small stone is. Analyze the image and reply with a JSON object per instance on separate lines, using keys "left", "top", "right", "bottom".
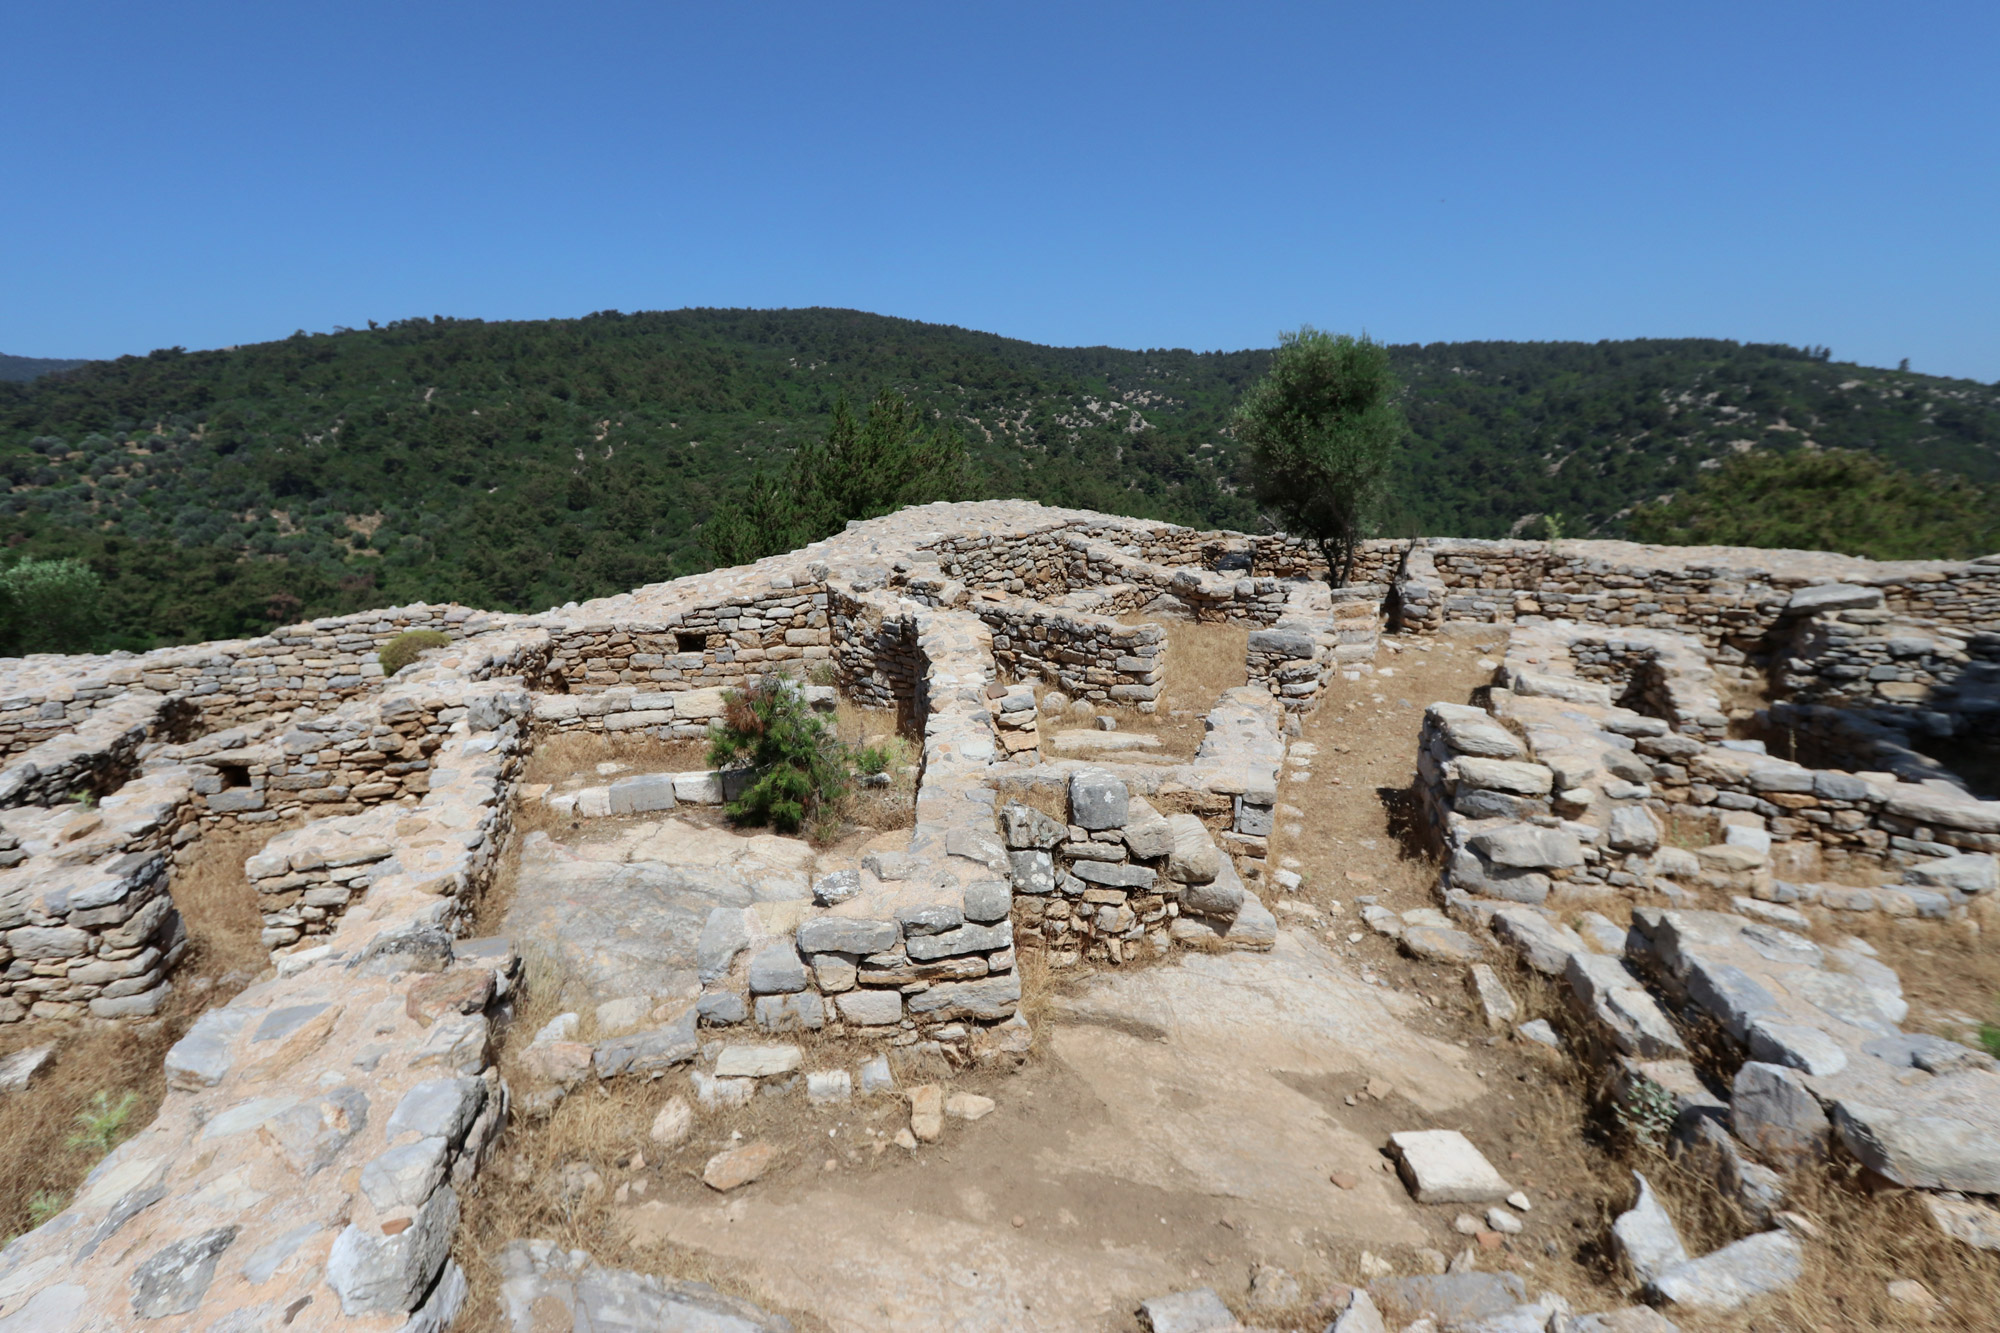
{"left": 1485, "top": 1207, "right": 1522, "bottom": 1235}
{"left": 0, "top": 1046, "right": 55, "bottom": 1094}
{"left": 945, "top": 1092, "right": 995, "bottom": 1121}
{"left": 1331, "top": 1173, "right": 1359, "bottom": 1190}
{"left": 909, "top": 1084, "right": 944, "bottom": 1142}
{"left": 1886, "top": 1278, "right": 1941, "bottom": 1319}
{"left": 1247, "top": 1264, "right": 1302, "bottom": 1312}
{"left": 892, "top": 1127, "right": 918, "bottom": 1150}
{"left": 807, "top": 1070, "right": 853, "bottom": 1106}
{"left": 1454, "top": 1214, "right": 1483, "bottom": 1235}
{"left": 702, "top": 1141, "right": 777, "bottom": 1191}
{"left": 556, "top": 1161, "right": 606, "bottom": 1207}
{"left": 1507, "top": 1191, "right": 1532, "bottom": 1212}
{"left": 1516, "top": 1019, "right": 1563, "bottom": 1050}
{"left": 649, "top": 1097, "right": 693, "bottom": 1148}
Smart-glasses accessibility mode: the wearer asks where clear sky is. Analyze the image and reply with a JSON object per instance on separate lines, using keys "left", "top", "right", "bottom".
{"left": 5, "top": 2, "right": 1995, "bottom": 379}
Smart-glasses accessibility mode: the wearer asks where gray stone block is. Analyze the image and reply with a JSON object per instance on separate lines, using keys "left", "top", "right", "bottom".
{"left": 131, "top": 1226, "right": 238, "bottom": 1319}
{"left": 905, "top": 920, "right": 1012, "bottom": 961}
{"left": 386, "top": 1077, "right": 487, "bottom": 1147}
{"left": 1000, "top": 802, "right": 1066, "bottom": 850}
{"left": 697, "top": 991, "right": 748, "bottom": 1026}
{"left": 360, "top": 1136, "right": 450, "bottom": 1210}
{"left": 1612, "top": 1171, "right": 1688, "bottom": 1285}
{"left": 811, "top": 869, "right": 861, "bottom": 905}
{"left": 1069, "top": 770, "right": 1128, "bottom": 830}
{"left": 754, "top": 992, "right": 826, "bottom": 1032}
{"left": 796, "top": 917, "right": 898, "bottom": 955}
{"left": 608, "top": 772, "right": 677, "bottom": 815}
{"left": 963, "top": 879, "right": 1012, "bottom": 923}
{"left": 1731, "top": 1061, "right": 1829, "bottom": 1165}
{"left": 905, "top": 972, "right": 1021, "bottom": 1021}
{"left": 1646, "top": 1230, "right": 1802, "bottom": 1311}
{"left": 835, "top": 989, "right": 903, "bottom": 1026}
{"left": 1008, "top": 848, "right": 1055, "bottom": 894}
{"left": 327, "top": 1186, "right": 460, "bottom": 1315}
{"left": 746, "top": 941, "right": 809, "bottom": 994}
{"left": 1070, "top": 859, "right": 1157, "bottom": 890}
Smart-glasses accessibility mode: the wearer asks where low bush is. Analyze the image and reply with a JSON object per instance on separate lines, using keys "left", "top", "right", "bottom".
{"left": 378, "top": 628, "right": 452, "bottom": 677}
{"left": 707, "top": 677, "right": 849, "bottom": 835}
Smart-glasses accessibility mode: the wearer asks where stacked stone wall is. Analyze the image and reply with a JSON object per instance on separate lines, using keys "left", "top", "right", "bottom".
{"left": 975, "top": 598, "right": 1165, "bottom": 708}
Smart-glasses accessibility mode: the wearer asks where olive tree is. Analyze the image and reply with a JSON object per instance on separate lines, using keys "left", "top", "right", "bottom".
{"left": 1236, "top": 328, "right": 1405, "bottom": 585}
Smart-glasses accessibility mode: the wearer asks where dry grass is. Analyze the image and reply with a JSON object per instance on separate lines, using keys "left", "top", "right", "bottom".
{"left": 1818, "top": 914, "right": 2000, "bottom": 1047}
{"left": 0, "top": 820, "right": 279, "bottom": 1243}
{"left": 520, "top": 730, "right": 712, "bottom": 788}
{"left": 1155, "top": 619, "right": 1251, "bottom": 713}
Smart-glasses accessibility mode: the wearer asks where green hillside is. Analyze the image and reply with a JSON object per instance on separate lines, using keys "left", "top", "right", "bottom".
{"left": 1, "top": 308, "right": 1995, "bottom": 650}
{"left": 0, "top": 355, "right": 88, "bottom": 383}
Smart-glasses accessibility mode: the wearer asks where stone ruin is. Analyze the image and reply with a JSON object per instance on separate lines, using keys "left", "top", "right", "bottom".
{"left": 0, "top": 499, "right": 1992, "bottom": 1329}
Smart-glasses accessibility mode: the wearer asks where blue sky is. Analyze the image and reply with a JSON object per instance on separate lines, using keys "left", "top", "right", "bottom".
{"left": 5, "top": 2, "right": 1996, "bottom": 379}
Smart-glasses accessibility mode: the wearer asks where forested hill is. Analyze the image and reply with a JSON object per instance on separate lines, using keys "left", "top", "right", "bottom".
{"left": 0, "top": 354, "right": 88, "bottom": 383}
{"left": 2, "top": 307, "right": 1996, "bottom": 649}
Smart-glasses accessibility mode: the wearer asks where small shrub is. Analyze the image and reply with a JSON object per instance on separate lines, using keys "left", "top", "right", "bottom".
{"left": 378, "top": 629, "right": 453, "bottom": 677}
{"left": 0, "top": 557, "right": 104, "bottom": 655}
{"left": 707, "top": 677, "right": 849, "bottom": 835}
{"left": 1614, "top": 1075, "right": 1680, "bottom": 1151}
{"left": 855, "top": 744, "right": 893, "bottom": 777}
{"left": 66, "top": 1090, "right": 138, "bottom": 1155}
{"left": 1981, "top": 1005, "right": 2000, "bottom": 1060}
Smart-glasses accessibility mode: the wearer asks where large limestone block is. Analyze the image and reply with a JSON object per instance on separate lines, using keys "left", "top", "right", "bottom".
{"left": 1388, "top": 1129, "right": 1512, "bottom": 1203}
{"left": 1646, "top": 1230, "right": 1802, "bottom": 1311}
{"left": 1612, "top": 1171, "right": 1688, "bottom": 1285}
{"left": 1468, "top": 823, "right": 1584, "bottom": 870}
{"left": 1731, "top": 1062, "right": 1829, "bottom": 1166}
{"left": 1454, "top": 758, "right": 1554, "bottom": 797}
{"left": 1165, "top": 813, "right": 1221, "bottom": 884}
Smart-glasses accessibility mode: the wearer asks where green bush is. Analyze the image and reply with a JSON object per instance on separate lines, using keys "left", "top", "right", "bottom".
{"left": 378, "top": 629, "right": 453, "bottom": 677}
{"left": 707, "top": 677, "right": 849, "bottom": 835}
{"left": 1627, "top": 448, "right": 2000, "bottom": 560}
{"left": 0, "top": 557, "right": 104, "bottom": 655}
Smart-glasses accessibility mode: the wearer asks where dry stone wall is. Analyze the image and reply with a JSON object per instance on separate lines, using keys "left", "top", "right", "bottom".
{"left": 9, "top": 499, "right": 2000, "bottom": 1330}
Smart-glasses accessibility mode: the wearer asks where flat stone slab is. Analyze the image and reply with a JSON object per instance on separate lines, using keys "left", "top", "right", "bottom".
{"left": 714, "top": 1044, "right": 802, "bottom": 1078}
{"left": 1388, "top": 1129, "right": 1513, "bottom": 1204}
{"left": 1137, "top": 1287, "right": 1238, "bottom": 1332}
{"left": 505, "top": 828, "right": 810, "bottom": 1005}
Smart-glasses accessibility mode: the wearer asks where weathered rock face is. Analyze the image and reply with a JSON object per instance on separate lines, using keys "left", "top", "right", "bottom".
{"left": 497, "top": 1239, "right": 793, "bottom": 1331}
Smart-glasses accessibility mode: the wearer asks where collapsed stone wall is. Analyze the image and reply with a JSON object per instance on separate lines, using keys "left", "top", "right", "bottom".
{"left": 0, "top": 692, "right": 191, "bottom": 807}
{"left": 0, "top": 603, "right": 508, "bottom": 757}
{"left": 7, "top": 499, "right": 2000, "bottom": 1329}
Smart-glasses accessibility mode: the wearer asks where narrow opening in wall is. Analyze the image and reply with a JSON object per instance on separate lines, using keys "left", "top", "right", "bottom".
{"left": 674, "top": 631, "right": 705, "bottom": 654}
{"left": 216, "top": 762, "right": 251, "bottom": 789}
